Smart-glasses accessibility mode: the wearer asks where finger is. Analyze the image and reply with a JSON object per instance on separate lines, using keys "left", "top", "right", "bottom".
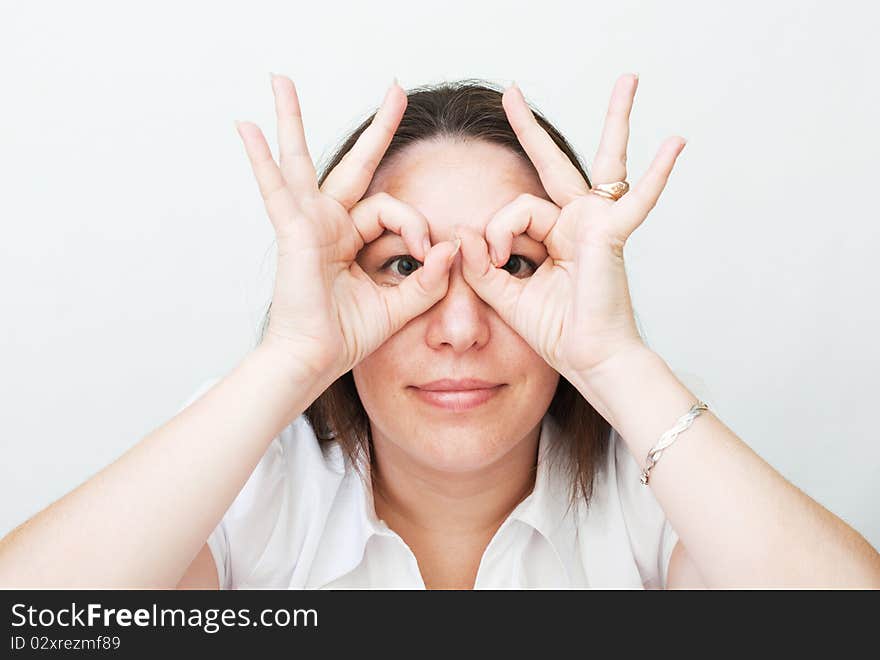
{"left": 484, "top": 193, "right": 562, "bottom": 267}
{"left": 320, "top": 80, "right": 408, "bottom": 210}
{"left": 454, "top": 224, "right": 525, "bottom": 328}
{"left": 348, "top": 192, "right": 432, "bottom": 262}
{"left": 235, "top": 120, "right": 291, "bottom": 221}
{"left": 502, "top": 84, "right": 589, "bottom": 207}
{"left": 270, "top": 74, "right": 319, "bottom": 194}
{"left": 378, "top": 237, "right": 461, "bottom": 333}
{"left": 613, "top": 137, "right": 687, "bottom": 238}
{"left": 591, "top": 73, "right": 638, "bottom": 185}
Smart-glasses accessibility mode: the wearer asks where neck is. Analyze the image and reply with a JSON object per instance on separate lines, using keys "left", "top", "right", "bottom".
{"left": 369, "top": 421, "right": 542, "bottom": 538}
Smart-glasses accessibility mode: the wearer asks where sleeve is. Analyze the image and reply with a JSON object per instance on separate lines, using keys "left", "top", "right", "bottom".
{"left": 658, "top": 517, "right": 680, "bottom": 589}
{"left": 207, "top": 441, "right": 287, "bottom": 589}
{"left": 612, "top": 429, "right": 681, "bottom": 589}
{"left": 613, "top": 369, "right": 718, "bottom": 589}
{"left": 205, "top": 517, "right": 232, "bottom": 590}
{"left": 173, "top": 377, "right": 234, "bottom": 590}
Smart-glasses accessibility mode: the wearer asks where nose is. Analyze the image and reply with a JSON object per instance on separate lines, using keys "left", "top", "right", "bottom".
{"left": 424, "top": 252, "right": 492, "bottom": 353}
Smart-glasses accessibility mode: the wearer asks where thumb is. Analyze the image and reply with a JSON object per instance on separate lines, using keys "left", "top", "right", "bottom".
{"left": 454, "top": 224, "right": 522, "bottom": 325}
{"left": 379, "top": 238, "right": 460, "bottom": 332}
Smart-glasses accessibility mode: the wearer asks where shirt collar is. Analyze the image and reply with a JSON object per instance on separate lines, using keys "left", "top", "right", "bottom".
{"left": 304, "top": 413, "right": 571, "bottom": 588}
{"left": 506, "top": 413, "right": 572, "bottom": 541}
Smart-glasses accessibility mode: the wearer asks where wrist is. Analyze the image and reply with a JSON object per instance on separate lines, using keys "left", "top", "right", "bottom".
{"left": 570, "top": 342, "right": 659, "bottom": 392}
{"left": 570, "top": 344, "right": 669, "bottom": 426}
{"left": 257, "top": 331, "right": 340, "bottom": 381}
{"left": 249, "top": 338, "right": 341, "bottom": 400}
{"left": 571, "top": 345, "right": 699, "bottom": 461}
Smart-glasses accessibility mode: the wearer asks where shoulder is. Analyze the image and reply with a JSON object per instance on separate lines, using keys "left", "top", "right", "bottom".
{"left": 177, "top": 377, "right": 350, "bottom": 587}
{"left": 226, "top": 414, "right": 347, "bottom": 521}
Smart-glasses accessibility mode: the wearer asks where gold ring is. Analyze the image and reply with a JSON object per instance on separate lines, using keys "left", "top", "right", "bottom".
{"left": 588, "top": 180, "right": 629, "bottom": 201}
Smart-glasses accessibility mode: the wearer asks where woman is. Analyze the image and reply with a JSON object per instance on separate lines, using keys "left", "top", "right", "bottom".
{"left": 1, "top": 73, "right": 878, "bottom": 589}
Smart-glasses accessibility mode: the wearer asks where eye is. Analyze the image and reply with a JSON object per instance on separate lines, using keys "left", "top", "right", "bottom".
{"left": 378, "top": 253, "right": 538, "bottom": 282}
{"left": 380, "top": 254, "right": 422, "bottom": 279}
{"left": 499, "top": 254, "right": 538, "bottom": 278}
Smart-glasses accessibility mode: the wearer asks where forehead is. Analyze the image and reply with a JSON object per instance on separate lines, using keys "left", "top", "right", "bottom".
{"left": 364, "top": 139, "right": 547, "bottom": 239}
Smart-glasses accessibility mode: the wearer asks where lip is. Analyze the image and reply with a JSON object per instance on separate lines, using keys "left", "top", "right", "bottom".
{"left": 409, "top": 383, "right": 505, "bottom": 411}
{"left": 415, "top": 378, "right": 503, "bottom": 391}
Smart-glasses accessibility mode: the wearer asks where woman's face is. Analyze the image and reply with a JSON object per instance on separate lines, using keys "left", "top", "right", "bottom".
{"left": 352, "top": 139, "right": 561, "bottom": 473}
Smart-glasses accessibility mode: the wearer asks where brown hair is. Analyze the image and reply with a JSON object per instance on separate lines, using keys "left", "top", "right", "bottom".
{"left": 258, "top": 78, "right": 611, "bottom": 510}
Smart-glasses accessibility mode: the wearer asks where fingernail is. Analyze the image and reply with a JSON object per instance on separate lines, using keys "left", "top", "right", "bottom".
{"left": 382, "top": 78, "right": 397, "bottom": 103}
{"left": 448, "top": 238, "right": 461, "bottom": 266}
{"left": 422, "top": 237, "right": 432, "bottom": 259}
{"left": 489, "top": 246, "right": 499, "bottom": 267}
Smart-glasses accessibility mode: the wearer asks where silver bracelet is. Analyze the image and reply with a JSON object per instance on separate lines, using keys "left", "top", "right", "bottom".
{"left": 639, "top": 401, "right": 710, "bottom": 486}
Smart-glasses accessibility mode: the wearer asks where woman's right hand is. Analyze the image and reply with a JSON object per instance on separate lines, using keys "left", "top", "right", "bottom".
{"left": 235, "top": 74, "right": 461, "bottom": 381}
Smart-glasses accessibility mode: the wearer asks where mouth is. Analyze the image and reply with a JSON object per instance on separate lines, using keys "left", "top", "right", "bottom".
{"left": 408, "top": 383, "right": 505, "bottom": 412}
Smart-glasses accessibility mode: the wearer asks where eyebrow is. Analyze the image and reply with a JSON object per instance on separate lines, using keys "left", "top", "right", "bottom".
{"left": 365, "top": 229, "right": 546, "bottom": 252}
{"left": 362, "top": 229, "right": 400, "bottom": 247}
{"left": 359, "top": 230, "right": 401, "bottom": 257}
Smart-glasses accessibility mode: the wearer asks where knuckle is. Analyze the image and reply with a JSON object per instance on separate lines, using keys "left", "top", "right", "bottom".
{"left": 592, "top": 151, "right": 627, "bottom": 172}
{"left": 515, "top": 192, "right": 538, "bottom": 206}
{"left": 263, "top": 185, "right": 290, "bottom": 211}
{"left": 569, "top": 194, "right": 594, "bottom": 214}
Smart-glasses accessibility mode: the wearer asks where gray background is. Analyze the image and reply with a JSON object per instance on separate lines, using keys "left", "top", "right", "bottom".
{"left": 2, "top": 0, "right": 878, "bottom": 551}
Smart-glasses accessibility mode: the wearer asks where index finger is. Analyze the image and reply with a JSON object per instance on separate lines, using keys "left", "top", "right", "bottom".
{"left": 502, "top": 84, "right": 590, "bottom": 207}
{"left": 320, "top": 80, "right": 408, "bottom": 210}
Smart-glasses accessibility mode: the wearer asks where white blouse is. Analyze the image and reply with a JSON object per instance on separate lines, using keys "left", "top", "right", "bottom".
{"left": 178, "top": 379, "right": 680, "bottom": 589}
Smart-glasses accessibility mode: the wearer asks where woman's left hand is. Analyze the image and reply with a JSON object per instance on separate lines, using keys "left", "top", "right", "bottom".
{"left": 454, "top": 74, "right": 687, "bottom": 384}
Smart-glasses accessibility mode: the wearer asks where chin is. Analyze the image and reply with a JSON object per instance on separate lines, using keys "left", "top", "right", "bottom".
{"left": 402, "top": 428, "right": 513, "bottom": 473}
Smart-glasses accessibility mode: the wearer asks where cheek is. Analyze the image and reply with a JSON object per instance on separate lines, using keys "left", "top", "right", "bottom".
{"left": 527, "top": 361, "right": 560, "bottom": 396}
{"left": 508, "top": 338, "right": 560, "bottom": 395}
{"left": 351, "top": 339, "right": 407, "bottom": 402}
